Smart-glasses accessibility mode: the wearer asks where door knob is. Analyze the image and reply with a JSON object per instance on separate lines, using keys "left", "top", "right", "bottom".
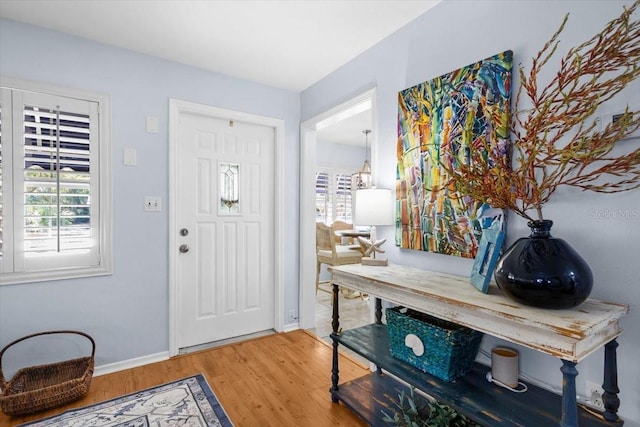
{"left": 179, "top": 244, "right": 189, "bottom": 253}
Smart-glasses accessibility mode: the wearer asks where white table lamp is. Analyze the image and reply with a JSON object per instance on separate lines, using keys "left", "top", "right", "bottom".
{"left": 355, "top": 188, "right": 394, "bottom": 266}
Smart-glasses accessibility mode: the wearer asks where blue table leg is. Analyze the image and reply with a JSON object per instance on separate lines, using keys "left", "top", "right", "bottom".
{"left": 560, "top": 360, "right": 578, "bottom": 427}
{"left": 602, "top": 339, "right": 620, "bottom": 422}
{"left": 330, "top": 283, "right": 340, "bottom": 402}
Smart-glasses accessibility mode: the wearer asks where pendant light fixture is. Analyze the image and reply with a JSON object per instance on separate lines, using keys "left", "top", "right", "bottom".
{"left": 351, "top": 129, "right": 372, "bottom": 190}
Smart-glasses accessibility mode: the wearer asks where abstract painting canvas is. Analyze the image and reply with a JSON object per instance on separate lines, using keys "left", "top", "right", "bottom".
{"left": 396, "top": 51, "right": 512, "bottom": 258}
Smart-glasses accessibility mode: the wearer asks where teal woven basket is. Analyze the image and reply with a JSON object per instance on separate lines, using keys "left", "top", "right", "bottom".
{"left": 386, "top": 306, "right": 483, "bottom": 382}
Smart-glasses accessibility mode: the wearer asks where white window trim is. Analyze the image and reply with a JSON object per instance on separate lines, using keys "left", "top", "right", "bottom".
{"left": 0, "top": 76, "right": 112, "bottom": 285}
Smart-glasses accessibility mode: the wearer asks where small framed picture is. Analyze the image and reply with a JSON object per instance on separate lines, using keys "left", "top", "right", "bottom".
{"left": 470, "top": 228, "right": 505, "bottom": 293}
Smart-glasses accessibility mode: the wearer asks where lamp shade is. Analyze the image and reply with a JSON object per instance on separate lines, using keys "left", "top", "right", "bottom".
{"left": 355, "top": 188, "right": 394, "bottom": 226}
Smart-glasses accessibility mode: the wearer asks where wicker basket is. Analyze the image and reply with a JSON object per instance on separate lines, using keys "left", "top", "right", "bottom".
{"left": 386, "top": 307, "right": 482, "bottom": 382}
{"left": 0, "top": 330, "right": 95, "bottom": 416}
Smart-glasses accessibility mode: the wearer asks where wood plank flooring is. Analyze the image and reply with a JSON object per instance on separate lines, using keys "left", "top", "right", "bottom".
{"left": 1, "top": 330, "right": 369, "bottom": 426}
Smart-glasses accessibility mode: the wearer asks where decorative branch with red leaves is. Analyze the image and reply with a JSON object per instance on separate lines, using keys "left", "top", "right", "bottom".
{"left": 445, "top": 0, "right": 640, "bottom": 222}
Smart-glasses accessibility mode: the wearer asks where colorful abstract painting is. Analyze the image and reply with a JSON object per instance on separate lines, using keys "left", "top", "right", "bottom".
{"left": 396, "top": 51, "right": 512, "bottom": 258}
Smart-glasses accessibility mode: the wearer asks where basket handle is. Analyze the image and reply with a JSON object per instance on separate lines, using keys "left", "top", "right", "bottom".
{"left": 0, "top": 330, "right": 95, "bottom": 389}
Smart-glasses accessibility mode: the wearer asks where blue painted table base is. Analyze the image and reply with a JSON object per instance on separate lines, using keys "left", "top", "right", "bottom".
{"left": 561, "top": 339, "right": 621, "bottom": 427}
{"left": 329, "top": 281, "right": 623, "bottom": 426}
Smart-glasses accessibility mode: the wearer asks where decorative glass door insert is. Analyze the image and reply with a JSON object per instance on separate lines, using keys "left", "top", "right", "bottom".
{"left": 219, "top": 162, "right": 239, "bottom": 214}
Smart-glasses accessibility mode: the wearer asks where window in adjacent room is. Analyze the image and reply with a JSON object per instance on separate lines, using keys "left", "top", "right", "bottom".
{"left": 315, "top": 167, "right": 353, "bottom": 224}
{"left": 0, "top": 77, "right": 112, "bottom": 284}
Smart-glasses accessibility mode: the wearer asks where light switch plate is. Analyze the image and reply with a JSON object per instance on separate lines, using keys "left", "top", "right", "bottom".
{"left": 146, "top": 116, "right": 159, "bottom": 133}
{"left": 123, "top": 148, "right": 137, "bottom": 166}
{"left": 144, "top": 196, "right": 161, "bottom": 212}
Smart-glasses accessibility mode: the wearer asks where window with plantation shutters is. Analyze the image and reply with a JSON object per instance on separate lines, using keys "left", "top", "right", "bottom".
{"left": 334, "top": 173, "right": 352, "bottom": 222}
{"left": 0, "top": 78, "right": 112, "bottom": 284}
{"left": 23, "top": 102, "right": 92, "bottom": 254}
{"left": 315, "top": 171, "right": 330, "bottom": 222}
{"left": 315, "top": 167, "right": 353, "bottom": 224}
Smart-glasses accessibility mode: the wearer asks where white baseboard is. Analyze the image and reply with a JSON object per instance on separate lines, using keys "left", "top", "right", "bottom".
{"left": 93, "top": 326, "right": 302, "bottom": 376}
{"left": 93, "top": 351, "right": 170, "bottom": 377}
{"left": 282, "top": 322, "right": 300, "bottom": 332}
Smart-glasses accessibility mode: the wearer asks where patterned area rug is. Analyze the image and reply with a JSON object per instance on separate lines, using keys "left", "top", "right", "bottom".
{"left": 20, "top": 374, "right": 233, "bottom": 427}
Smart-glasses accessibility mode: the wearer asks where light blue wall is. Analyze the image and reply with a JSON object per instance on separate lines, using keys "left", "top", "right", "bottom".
{"left": 302, "top": 1, "right": 640, "bottom": 425}
{"left": 1, "top": 1, "right": 639, "bottom": 423}
{"left": 317, "top": 140, "right": 365, "bottom": 170}
{"left": 0, "top": 19, "right": 301, "bottom": 369}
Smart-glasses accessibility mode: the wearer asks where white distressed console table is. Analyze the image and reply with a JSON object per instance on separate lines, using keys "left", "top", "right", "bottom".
{"left": 329, "top": 263, "right": 629, "bottom": 427}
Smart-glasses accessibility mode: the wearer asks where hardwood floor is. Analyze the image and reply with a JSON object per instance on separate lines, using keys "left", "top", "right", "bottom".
{"left": 1, "top": 330, "right": 368, "bottom": 426}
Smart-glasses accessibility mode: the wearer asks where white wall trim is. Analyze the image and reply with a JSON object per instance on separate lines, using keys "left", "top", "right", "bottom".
{"left": 282, "top": 322, "right": 300, "bottom": 333}
{"left": 168, "top": 98, "right": 285, "bottom": 357}
{"left": 93, "top": 351, "right": 170, "bottom": 377}
{"left": 298, "top": 88, "right": 377, "bottom": 330}
{"left": 0, "top": 76, "right": 113, "bottom": 285}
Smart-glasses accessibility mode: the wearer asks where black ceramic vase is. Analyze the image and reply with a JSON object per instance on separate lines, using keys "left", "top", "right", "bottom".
{"left": 494, "top": 220, "right": 593, "bottom": 309}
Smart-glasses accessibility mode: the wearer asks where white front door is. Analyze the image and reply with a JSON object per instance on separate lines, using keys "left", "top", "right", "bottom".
{"left": 175, "top": 108, "right": 276, "bottom": 349}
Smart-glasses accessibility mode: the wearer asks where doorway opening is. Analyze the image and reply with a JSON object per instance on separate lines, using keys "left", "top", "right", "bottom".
{"left": 299, "top": 88, "right": 377, "bottom": 337}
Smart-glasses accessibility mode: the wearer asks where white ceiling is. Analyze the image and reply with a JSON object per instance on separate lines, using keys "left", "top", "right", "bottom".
{"left": 1, "top": 0, "right": 441, "bottom": 146}
{"left": 0, "top": 0, "right": 440, "bottom": 92}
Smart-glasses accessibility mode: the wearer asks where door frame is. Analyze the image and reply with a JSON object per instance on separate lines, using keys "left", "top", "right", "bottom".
{"left": 298, "top": 88, "right": 377, "bottom": 330}
{"left": 168, "top": 98, "right": 285, "bottom": 356}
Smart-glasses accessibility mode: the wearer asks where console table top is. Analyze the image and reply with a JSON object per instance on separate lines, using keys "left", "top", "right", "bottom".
{"left": 330, "top": 263, "right": 629, "bottom": 362}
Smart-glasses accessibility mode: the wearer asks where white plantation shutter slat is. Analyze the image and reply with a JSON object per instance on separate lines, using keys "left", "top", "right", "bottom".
{"left": 22, "top": 107, "right": 91, "bottom": 122}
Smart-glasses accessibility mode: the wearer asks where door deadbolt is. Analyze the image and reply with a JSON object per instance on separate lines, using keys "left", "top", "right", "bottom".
{"left": 179, "top": 244, "right": 189, "bottom": 253}
{"left": 180, "top": 228, "right": 189, "bottom": 236}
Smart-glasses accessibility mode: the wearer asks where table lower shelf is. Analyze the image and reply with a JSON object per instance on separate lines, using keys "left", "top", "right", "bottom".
{"left": 331, "top": 324, "right": 622, "bottom": 427}
{"left": 332, "top": 372, "right": 418, "bottom": 427}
